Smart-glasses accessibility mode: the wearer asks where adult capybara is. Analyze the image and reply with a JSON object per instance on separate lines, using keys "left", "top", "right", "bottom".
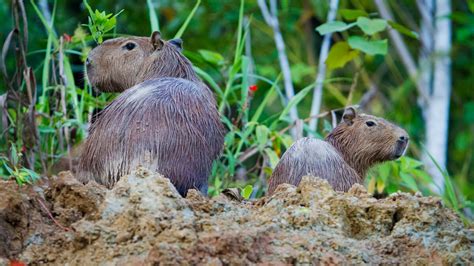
{"left": 268, "top": 107, "right": 409, "bottom": 194}
{"left": 86, "top": 31, "right": 202, "bottom": 93}
{"left": 77, "top": 32, "right": 225, "bottom": 196}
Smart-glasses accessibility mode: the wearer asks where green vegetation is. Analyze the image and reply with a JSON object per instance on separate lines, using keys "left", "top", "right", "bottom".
{"left": 0, "top": 1, "right": 472, "bottom": 220}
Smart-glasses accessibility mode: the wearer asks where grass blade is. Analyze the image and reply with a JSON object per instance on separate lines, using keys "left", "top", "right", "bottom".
{"left": 146, "top": 0, "right": 160, "bottom": 32}
{"left": 174, "top": 0, "right": 201, "bottom": 39}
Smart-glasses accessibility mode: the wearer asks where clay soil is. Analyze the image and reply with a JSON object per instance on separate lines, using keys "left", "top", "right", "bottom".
{"left": 0, "top": 168, "right": 473, "bottom": 265}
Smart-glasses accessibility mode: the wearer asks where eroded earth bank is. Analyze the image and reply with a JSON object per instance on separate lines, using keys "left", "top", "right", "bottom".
{"left": 0, "top": 169, "right": 473, "bottom": 265}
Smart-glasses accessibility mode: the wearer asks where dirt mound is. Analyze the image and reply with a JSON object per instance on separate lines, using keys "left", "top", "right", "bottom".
{"left": 0, "top": 168, "right": 472, "bottom": 265}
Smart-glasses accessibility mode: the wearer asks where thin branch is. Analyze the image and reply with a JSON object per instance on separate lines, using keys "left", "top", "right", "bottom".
{"left": 308, "top": 0, "right": 339, "bottom": 132}
{"left": 258, "top": 0, "right": 299, "bottom": 138}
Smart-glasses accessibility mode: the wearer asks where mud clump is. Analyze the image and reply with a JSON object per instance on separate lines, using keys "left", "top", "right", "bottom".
{"left": 0, "top": 170, "right": 472, "bottom": 265}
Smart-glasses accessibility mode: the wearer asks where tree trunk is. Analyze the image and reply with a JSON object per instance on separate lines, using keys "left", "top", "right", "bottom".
{"left": 421, "top": 0, "right": 452, "bottom": 193}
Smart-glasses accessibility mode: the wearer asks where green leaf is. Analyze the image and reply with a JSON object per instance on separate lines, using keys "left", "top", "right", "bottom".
{"left": 256, "top": 125, "right": 269, "bottom": 150}
{"left": 264, "top": 148, "right": 280, "bottom": 169}
{"left": 400, "top": 172, "right": 419, "bottom": 191}
{"left": 278, "top": 83, "right": 313, "bottom": 121}
{"left": 400, "top": 156, "right": 424, "bottom": 171}
{"left": 174, "top": 0, "right": 201, "bottom": 39}
{"left": 356, "top": 17, "right": 387, "bottom": 35}
{"left": 388, "top": 21, "right": 419, "bottom": 39}
{"left": 316, "top": 21, "right": 356, "bottom": 35}
{"left": 326, "top": 41, "right": 359, "bottom": 70}
{"left": 339, "top": 9, "right": 368, "bottom": 21}
{"left": 348, "top": 36, "right": 388, "bottom": 55}
{"left": 198, "top": 50, "right": 224, "bottom": 65}
{"left": 241, "top": 185, "right": 253, "bottom": 199}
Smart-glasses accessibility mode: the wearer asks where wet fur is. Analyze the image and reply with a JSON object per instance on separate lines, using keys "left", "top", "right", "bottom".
{"left": 268, "top": 110, "right": 408, "bottom": 195}
{"left": 79, "top": 33, "right": 224, "bottom": 196}
{"left": 78, "top": 78, "right": 224, "bottom": 196}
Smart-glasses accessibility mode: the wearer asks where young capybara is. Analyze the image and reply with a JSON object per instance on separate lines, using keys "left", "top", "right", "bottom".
{"left": 267, "top": 107, "right": 409, "bottom": 194}
{"left": 77, "top": 32, "right": 225, "bottom": 196}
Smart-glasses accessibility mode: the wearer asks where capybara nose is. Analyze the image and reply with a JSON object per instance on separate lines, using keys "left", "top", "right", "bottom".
{"left": 86, "top": 57, "right": 91, "bottom": 67}
{"left": 399, "top": 135, "right": 409, "bottom": 142}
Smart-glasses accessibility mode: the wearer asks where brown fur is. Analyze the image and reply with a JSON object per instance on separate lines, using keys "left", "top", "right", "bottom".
{"left": 86, "top": 32, "right": 201, "bottom": 93}
{"left": 268, "top": 107, "right": 409, "bottom": 194}
{"left": 78, "top": 32, "right": 225, "bottom": 196}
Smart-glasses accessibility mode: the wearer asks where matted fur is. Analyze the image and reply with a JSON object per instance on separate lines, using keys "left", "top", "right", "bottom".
{"left": 79, "top": 33, "right": 224, "bottom": 196}
{"left": 268, "top": 108, "right": 409, "bottom": 195}
{"left": 77, "top": 78, "right": 224, "bottom": 196}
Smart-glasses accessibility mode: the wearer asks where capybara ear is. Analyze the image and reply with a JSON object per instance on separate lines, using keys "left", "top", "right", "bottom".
{"left": 169, "top": 38, "right": 183, "bottom": 51}
{"left": 342, "top": 106, "right": 357, "bottom": 125}
{"left": 151, "top": 31, "right": 164, "bottom": 50}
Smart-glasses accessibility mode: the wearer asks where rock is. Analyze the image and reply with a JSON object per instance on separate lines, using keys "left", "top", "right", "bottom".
{"left": 0, "top": 170, "right": 470, "bottom": 265}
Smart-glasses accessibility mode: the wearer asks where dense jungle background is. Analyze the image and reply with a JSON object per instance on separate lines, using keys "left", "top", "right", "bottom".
{"left": 0, "top": 0, "right": 473, "bottom": 219}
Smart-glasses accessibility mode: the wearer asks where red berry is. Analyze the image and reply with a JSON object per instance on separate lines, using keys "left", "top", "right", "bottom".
{"left": 63, "top": 33, "right": 72, "bottom": 43}
{"left": 249, "top": 85, "right": 258, "bottom": 92}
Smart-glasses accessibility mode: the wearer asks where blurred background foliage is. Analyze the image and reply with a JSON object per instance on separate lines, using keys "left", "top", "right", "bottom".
{"left": 0, "top": 0, "right": 473, "bottom": 219}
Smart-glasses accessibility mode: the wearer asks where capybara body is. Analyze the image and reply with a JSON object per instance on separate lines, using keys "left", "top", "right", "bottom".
{"left": 78, "top": 32, "right": 224, "bottom": 196}
{"left": 268, "top": 107, "right": 409, "bottom": 194}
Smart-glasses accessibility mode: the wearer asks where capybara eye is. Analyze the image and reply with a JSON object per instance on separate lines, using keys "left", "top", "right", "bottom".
{"left": 366, "top": 121, "right": 376, "bottom": 127}
{"left": 124, "top": 42, "right": 136, "bottom": 51}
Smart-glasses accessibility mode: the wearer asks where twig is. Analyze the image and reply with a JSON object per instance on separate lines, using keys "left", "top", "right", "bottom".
{"left": 36, "top": 197, "right": 72, "bottom": 232}
{"left": 257, "top": 0, "right": 299, "bottom": 138}
{"left": 308, "top": 0, "right": 340, "bottom": 132}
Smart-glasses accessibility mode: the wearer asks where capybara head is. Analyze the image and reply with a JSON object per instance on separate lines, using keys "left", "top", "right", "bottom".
{"left": 326, "top": 107, "right": 409, "bottom": 176}
{"left": 86, "top": 31, "right": 199, "bottom": 92}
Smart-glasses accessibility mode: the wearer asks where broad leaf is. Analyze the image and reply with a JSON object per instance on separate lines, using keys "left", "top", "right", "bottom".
{"left": 348, "top": 36, "right": 388, "bottom": 55}
{"left": 256, "top": 125, "right": 269, "bottom": 150}
{"left": 339, "top": 9, "right": 368, "bottom": 21}
{"left": 241, "top": 185, "right": 253, "bottom": 199}
{"left": 316, "top": 21, "right": 356, "bottom": 35}
{"left": 356, "top": 17, "right": 387, "bottom": 35}
{"left": 400, "top": 172, "right": 419, "bottom": 191}
{"left": 326, "top": 41, "right": 359, "bottom": 70}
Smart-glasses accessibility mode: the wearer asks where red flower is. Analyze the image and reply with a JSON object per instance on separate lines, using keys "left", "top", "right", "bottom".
{"left": 21, "top": 146, "right": 26, "bottom": 153}
{"left": 249, "top": 85, "right": 258, "bottom": 92}
{"left": 63, "top": 33, "right": 72, "bottom": 43}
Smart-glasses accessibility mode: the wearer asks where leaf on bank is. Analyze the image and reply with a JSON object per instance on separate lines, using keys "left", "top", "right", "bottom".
{"left": 348, "top": 36, "right": 388, "bottom": 55}
{"left": 339, "top": 9, "right": 368, "bottom": 21}
{"left": 356, "top": 17, "right": 387, "bottom": 35}
{"left": 316, "top": 21, "right": 356, "bottom": 35}
{"left": 326, "top": 41, "right": 359, "bottom": 70}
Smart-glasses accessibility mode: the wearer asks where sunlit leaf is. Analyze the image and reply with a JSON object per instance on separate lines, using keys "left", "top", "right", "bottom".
{"left": 241, "top": 185, "right": 253, "bottom": 199}
{"left": 326, "top": 41, "right": 359, "bottom": 70}
{"left": 356, "top": 17, "right": 387, "bottom": 35}
{"left": 316, "top": 21, "right": 356, "bottom": 35}
{"left": 348, "top": 36, "right": 388, "bottom": 55}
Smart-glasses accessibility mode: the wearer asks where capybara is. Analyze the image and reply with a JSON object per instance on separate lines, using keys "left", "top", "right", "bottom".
{"left": 268, "top": 107, "right": 409, "bottom": 194}
{"left": 77, "top": 32, "right": 225, "bottom": 196}
{"left": 86, "top": 31, "right": 202, "bottom": 93}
